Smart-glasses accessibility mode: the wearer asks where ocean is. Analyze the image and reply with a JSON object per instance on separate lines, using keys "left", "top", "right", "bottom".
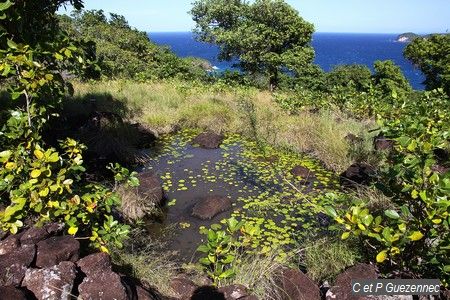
{"left": 149, "top": 32, "right": 425, "bottom": 90}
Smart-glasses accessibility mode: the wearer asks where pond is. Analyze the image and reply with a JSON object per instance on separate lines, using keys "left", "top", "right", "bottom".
{"left": 142, "top": 130, "right": 340, "bottom": 261}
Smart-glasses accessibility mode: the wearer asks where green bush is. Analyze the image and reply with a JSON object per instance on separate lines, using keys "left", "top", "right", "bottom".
{"left": 59, "top": 10, "right": 208, "bottom": 80}
{"left": 325, "top": 89, "right": 450, "bottom": 284}
{"left": 0, "top": 0, "right": 131, "bottom": 252}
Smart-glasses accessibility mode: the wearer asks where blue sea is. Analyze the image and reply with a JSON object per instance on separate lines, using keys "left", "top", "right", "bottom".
{"left": 149, "top": 32, "right": 425, "bottom": 90}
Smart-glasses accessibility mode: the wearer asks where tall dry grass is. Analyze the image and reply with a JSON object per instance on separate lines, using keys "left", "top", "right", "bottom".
{"left": 72, "top": 79, "right": 375, "bottom": 172}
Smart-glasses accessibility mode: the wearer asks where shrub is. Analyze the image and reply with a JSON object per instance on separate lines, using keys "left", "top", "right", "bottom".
{"left": 325, "top": 89, "right": 450, "bottom": 284}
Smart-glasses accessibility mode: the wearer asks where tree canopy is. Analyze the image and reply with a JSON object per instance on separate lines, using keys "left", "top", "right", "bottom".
{"left": 59, "top": 10, "right": 208, "bottom": 80}
{"left": 191, "top": 0, "right": 315, "bottom": 89}
{"left": 404, "top": 34, "right": 450, "bottom": 96}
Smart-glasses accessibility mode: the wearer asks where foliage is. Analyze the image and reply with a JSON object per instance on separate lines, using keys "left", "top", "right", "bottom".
{"left": 404, "top": 34, "right": 450, "bottom": 96}
{"left": 325, "top": 89, "right": 450, "bottom": 284}
{"left": 59, "top": 10, "right": 208, "bottom": 80}
{"left": 372, "top": 60, "right": 412, "bottom": 99}
{"left": 324, "top": 64, "right": 372, "bottom": 92}
{"left": 197, "top": 217, "right": 246, "bottom": 285}
{"left": 191, "top": 0, "right": 315, "bottom": 89}
{"left": 0, "top": 0, "right": 131, "bottom": 252}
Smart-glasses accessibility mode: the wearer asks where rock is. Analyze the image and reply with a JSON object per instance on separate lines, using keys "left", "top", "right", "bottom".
{"left": 374, "top": 135, "right": 394, "bottom": 152}
{"left": 345, "top": 133, "right": 364, "bottom": 144}
{"left": 137, "top": 172, "right": 164, "bottom": 204}
{"left": 78, "top": 268, "right": 128, "bottom": 300}
{"left": 365, "top": 296, "right": 413, "bottom": 300}
{"left": 170, "top": 276, "right": 198, "bottom": 298}
{"left": 0, "top": 234, "right": 20, "bottom": 255}
{"left": 340, "top": 163, "right": 376, "bottom": 187}
{"left": 277, "top": 268, "right": 320, "bottom": 300}
{"left": 23, "top": 261, "right": 77, "bottom": 300}
{"left": 442, "top": 289, "right": 450, "bottom": 300}
{"left": 291, "top": 165, "right": 315, "bottom": 180}
{"left": 44, "top": 223, "right": 65, "bottom": 236}
{"left": 77, "top": 252, "right": 112, "bottom": 276}
{"left": 218, "top": 284, "right": 249, "bottom": 300}
{"left": 132, "top": 123, "right": 157, "bottom": 147}
{"left": 192, "top": 196, "right": 232, "bottom": 220}
{"left": 0, "top": 286, "right": 28, "bottom": 300}
{"left": 121, "top": 276, "right": 163, "bottom": 300}
{"left": 35, "top": 236, "right": 79, "bottom": 268}
{"left": 241, "top": 296, "right": 259, "bottom": 300}
{"left": 0, "top": 244, "right": 35, "bottom": 286}
{"left": 20, "top": 226, "right": 50, "bottom": 245}
{"left": 192, "top": 132, "right": 224, "bottom": 149}
{"left": 326, "top": 263, "right": 378, "bottom": 300}
{"left": 434, "top": 148, "right": 449, "bottom": 163}
{"left": 191, "top": 286, "right": 226, "bottom": 300}
{"left": 431, "top": 164, "right": 449, "bottom": 174}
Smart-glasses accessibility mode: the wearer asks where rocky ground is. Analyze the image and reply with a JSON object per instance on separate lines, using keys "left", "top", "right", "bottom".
{"left": 3, "top": 223, "right": 448, "bottom": 299}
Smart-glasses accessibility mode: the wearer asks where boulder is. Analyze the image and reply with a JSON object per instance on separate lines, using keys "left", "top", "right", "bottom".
{"left": 121, "top": 276, "right": 163, "bottom": 300}
{"left": 340, "top": 163, "right": 376, "bottom": 187}
{"left": 0, "top": 286, "right": 28, "bottom": 300}
{"left": 78, "top": 268, "right": 128, "bottom": 300}
{"left": 326, "top": 263, "right": 378, "bottom": 300}
{"left": 170, "top": 276, "right": 198, "bottom": 299}
{"left": 20, "top": 226, "right": 50, "bottom": 245}
{"left": 35, "top": 236, "right": 79, "bottom": 268}
{"left": 374, "top": 135, "right": 394, "bottom": 151}
{"left": 191, "top": 286, "right": 226, "bottom": 300}
{"left": 23, "top": 261, "right": 77, "bottom": 300}
{"left": 0, "top": 244, "right": 35, "bottom": 286}
{"left": 192, "top": 132, "right": 224, "bottom": 149}
{"left": 44, "top": 223, "right": 65, "bottom": 236}
{"left": 291, "top": 165, "right": 315, "bottom": 180}
{"left": 218, "top": 284, "right": 250, "bottom": 300}
{"left": 192, "top": 196, "right": 232, "bottom": 220}
{"left": 0, "top": 234, "right": 20, "bottom": 255}
{"left": 277, "top": 268, "right": 321, "bottom": 300}
{"left": 136, "top": 172, "right": 164, "bottom": 204}
{"left": 77, "top": 252, "right": 112, "bottom": 276}
{"left": 442, "top": 289, "right": 450, "bottom": 300}
{"left": 241, "top": 296, "right": 259, "bottom": 300}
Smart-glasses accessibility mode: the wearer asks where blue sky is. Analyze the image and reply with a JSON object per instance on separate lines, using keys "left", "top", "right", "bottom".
{"left": 59, "top": 0, "right": 450, "bottom": 33}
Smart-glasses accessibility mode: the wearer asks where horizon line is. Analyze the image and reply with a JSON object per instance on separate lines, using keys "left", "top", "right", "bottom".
{"left": 147, "top": 30, "right": 442, "bottom": 35}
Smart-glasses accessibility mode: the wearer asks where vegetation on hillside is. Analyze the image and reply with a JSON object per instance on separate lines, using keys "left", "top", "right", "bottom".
{"left": 59, "top": 9, "right": 209, "bottom": 80}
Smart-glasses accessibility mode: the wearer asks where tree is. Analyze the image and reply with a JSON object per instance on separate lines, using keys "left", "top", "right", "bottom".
{"left": 325, "top": 64, "right": 372, "bottom": 92}
{"left": 373, "top": 60, "right": 412, "bottom": 98}
{"left": 404, "top": 34, "right": 450, "bottom": 96}
{"left": 191, "top": 0, "right": 315, "bottom": 90}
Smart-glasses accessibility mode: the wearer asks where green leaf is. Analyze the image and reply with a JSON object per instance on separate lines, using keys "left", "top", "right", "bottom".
{"left": 376, "top": 250, "right": 388, "bottom": 263}
{"left": 324, "top": 206, "right": 337, "bottom": 218}
{"left": 218, "top": 268, "right": 235, "bottom": 279}
{"left": 409, "top": 231, "right": 424, "bottom": 241}
{"left": 362, "top": 215, "right": 374, "bottom": 226}
{"left": 384, "top": 210, "right": 400, "bottom": 219}
{"left": 196, "top": 244, "right": 209, "bottom": 253}
{"left": 341, "top": 232, "right": 350, "bottom": 240}
{"left": 0, "top": 0, "right": 13, "bottom": 11}
{"left": 6, "top": 39, "right": 17, "bottom": 49}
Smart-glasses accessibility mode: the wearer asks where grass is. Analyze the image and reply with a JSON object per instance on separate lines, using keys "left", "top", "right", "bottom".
{"left": 72, "top": 79, "right": 375, "bottom": 172}
{"left": 116, "top": 185, "right": 162, "bottom": 222}
{"left": 301, "top": 237, "right": 360, "bottom": 283}
{"left": 220, "top": 250, "right": 287, "bottom": 300}
{"left": 111, "top": 228, "right": 179, "bottom": 297}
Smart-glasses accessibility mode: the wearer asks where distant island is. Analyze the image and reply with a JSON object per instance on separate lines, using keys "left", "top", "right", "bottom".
{"left": 396, "top": 32, "right": 420, "bottom": 43}
{"left": 396, "top": 32, "right": 449, "bottom": 43}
